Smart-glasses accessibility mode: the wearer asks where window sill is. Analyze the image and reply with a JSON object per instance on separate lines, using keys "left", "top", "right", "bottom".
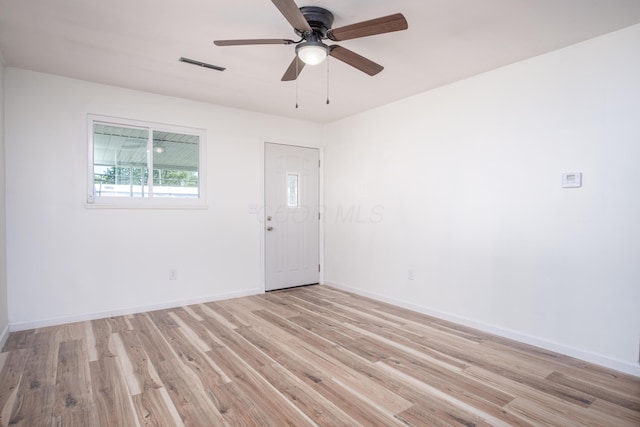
{"left": 85, "top": 198, "right": 208, "bottom": 210}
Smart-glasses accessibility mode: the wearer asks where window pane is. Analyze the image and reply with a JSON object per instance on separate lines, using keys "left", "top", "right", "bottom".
{"left": 287, "top": 173, "right": 299, "bottom": 208}
{"left": 93, "top": 124, "right": 149, "bottom": 198}
{"left": 152, "top": 131, "right": 199, "bottom": 198}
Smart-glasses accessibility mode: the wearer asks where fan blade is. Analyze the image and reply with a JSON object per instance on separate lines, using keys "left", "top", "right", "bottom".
{"left": 328, "top": 13, "right": 408, "bottom": 41}
{"left": 271, "top": 0, "right": 312, "bottom": 32}
{"left": 214, "top": 39, "right": 295, "bottom": 46}
{"left": 329, "top": 46, "right": 383, "bottom": 76}
{"left": 281, "top": 56, "right": 306, "bottom": 81}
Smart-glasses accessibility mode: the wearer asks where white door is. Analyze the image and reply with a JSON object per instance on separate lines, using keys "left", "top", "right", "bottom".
{"left": 265, "top": 143, "right": 320, "bottom": 291}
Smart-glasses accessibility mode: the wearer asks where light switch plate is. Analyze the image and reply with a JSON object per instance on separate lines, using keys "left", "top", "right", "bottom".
{"left": 562, "top": 172, "right": 582, "bottom": 188}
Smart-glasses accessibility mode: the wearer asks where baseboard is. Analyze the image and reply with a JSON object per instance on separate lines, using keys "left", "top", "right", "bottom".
{"left": 9, "top": 287, "right": 263, "bottom": 332}
{"left": 0, "top": 324, "right": 9, "bottom": 350}
{"left": 324, "top": 281, "right": 640, "bottom": 378}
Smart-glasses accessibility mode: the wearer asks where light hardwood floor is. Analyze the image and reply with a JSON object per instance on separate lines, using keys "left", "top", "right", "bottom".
{"left": 0, "top": 285, "right": 638, "bottom": 426}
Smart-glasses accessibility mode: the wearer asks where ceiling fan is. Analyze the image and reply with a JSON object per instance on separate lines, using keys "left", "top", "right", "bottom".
{"left": 214, "top": 0, "right": 408, "bottom": 81}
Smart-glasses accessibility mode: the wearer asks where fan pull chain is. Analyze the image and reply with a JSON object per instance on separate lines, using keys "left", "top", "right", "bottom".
{"left": 326, "top": 56, "right": 330, "bottom": 105}
{"left": 295, "top": 58, "right": 299, "bottom": 109}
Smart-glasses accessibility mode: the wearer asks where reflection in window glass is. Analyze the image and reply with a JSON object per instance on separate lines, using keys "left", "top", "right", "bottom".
{"left": 93, "top": 124, "right": 149, "bottom": 198}
{"left": 92, "top": 124, "right": 200, "bottom": 199}
{"left": 287, "top": 173, "right": 299, "bottom": 208}
{"left": 152, "top": 131, "right": 199, "bottom": 198}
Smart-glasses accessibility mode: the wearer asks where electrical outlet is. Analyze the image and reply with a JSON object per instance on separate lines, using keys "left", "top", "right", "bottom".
{"left": 408, "top": 269, "right": 414, "bottom": 280}
{"left": 169, "top": 269, "right": 178, "bottom": 280}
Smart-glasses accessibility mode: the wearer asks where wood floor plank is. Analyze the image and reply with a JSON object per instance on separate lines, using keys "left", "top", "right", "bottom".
{"left": 218, "top": 300, "right": 298, "bottom": 343}
{"left": 194, "top": 303, "right": 238, "bottom": 331}
{"left": 38, "top": 322, "right": 85, "bottom": 343}
{"left": 90, "top": 318, "right": 116, "bottom": 361}
{"left": 283, "top": 338, "right": 413, "bottom": 416}
{"left": 208, "top": 346, "right": 314, "bottom": 426}
{"left": 394, "top": 402, "right": 494, "bottom": 427}
{"left": 479, "top": 338, "right": 578, "bottom": 378}
{"left": 159, "top": 326, "right": 229, "bottom": 389}
{"left": 181, "top": 306, "right": 204, "bottom": 322}
{"left": 251, "top": 309, "right": 336, "bottom": 353}
{"left": 378, "top": 321, "right": 597, "bottom": 408}
{"left": 132, "top": 388, "right": 184, "bottom": 427}
{"left": 382, "top": 356, "right": 528, "bottom": 426}
{"left": 384, "top": 353, "right": 515, "bottom": 407}
{"left": 170, "top": 308, "right": 225, "bottom": 354}
{"left": 324, "top": 334, "right": 532, "bottom": 427}
{"left": 199, "top": 313, "right": 273, "bottom": 369}
{"left": 288, "top": 314, "right": 387, "bottom": 362}
{"left": 250, "top": 328, "right": 412, "bottom": 414}
{"left": 89, "top": 357, "right": 138, "bottom": 426}
{"left": 370, "top": 300, "right": 492, "bottom": 343}
{"left": 8, "top": 332, "right": 58, "bottom": 426}
{"left": 18, "top": 331, "right": 58, "bottom": 392}
{"left": 84, "top": 321, "right": 98, "bottom": 362}
{"left": 155, "top": 358, "right": 227, "bottom": 426}
{"left": 111, "top": 330, "right": 163, "bottom": 396}
{"left": 5, "top": 384, "right": 55, "bottom": 427}
{"left": 546, "top": 370, "right": 640, "bottom": 411}
{"left": 282, "top": 294, "right": 356, "bottom": 325}
{"left": 206, "top": 377, "right": 275, "bottom": 425}
{"left": 128, "top": 314, "right": 177, "bottom": 364}
{"left": 147, "top": 309, "right": 180, "bottom": 331}
{"left": 135, "top": 313, "right": 224, "bottom": 425}
{"left": 205, "top": 301, "right": 250, "bottom": 329}
{"left": 254, "top": 293, "right": 307, "bottom": 318}
{"left": 0, "top": 349, "right": 28, "bottom": 426}
{"left": 167, "top": 312, "right": 212, "bottom": 354}
{"left": 232, "top": 327, "right": 405, "bottom": 426}
{"left": 53, "top": 340, "right": 97, "bottom": 425}
{"left": 256, "top": 362, "right": 359, "bottom": 426}
{"left": 376, "top": 361, "right": 530, "bottom": 427}
{"left": 555, "top": 362, "right": 640, "bottom": 397}
{"left": 505, "top": 397, "right": 593, "bottom": 427}
{"left": 106, "top": 316, "right": 132, "bottom": 333}
{"left": 587, "top": 398, "right": 640, "bottom": 426}
{"left": 0, "top": 285, "right": 637, "bottom": 426}
{"left": 2, "top": 330, "right": 35, "bottom": 352}
{"left": 463, "top": 365, "right": 630, "bottom": 426}
{"left": 345, "top": 320, "right": 467, "bottom": 372}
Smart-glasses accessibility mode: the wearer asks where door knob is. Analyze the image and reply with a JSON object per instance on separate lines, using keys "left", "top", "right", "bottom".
{"left": 267, "top": 226, "right": 274, "bottom": 231}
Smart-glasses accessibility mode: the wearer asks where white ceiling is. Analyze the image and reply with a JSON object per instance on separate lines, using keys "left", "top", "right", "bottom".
{"left": 1, "top": 0, "right": 639, "bottom": 124}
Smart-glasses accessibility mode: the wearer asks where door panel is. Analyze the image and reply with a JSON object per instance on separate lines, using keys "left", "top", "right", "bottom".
{"left": 265, "top": 143, "right": 319, "bottom": 291}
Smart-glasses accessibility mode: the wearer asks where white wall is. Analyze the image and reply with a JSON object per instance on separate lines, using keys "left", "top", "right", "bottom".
{"left": 0, "top": 53, "right": 8, "bottom": 347}
{"left": 324, "top": 25, "right": 640, "bottom": 376}
{"left": 5, "top": 69, "right": 322, "bottom": 328}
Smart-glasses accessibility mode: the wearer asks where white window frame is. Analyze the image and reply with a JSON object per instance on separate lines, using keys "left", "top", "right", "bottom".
{"left": 87, "top": 114, "right": 207, "bottom": 209}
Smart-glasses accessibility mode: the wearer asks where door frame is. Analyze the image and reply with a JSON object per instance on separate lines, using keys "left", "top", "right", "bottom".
{"left": 260, "top": 141, "right": 324, "bottom": 292}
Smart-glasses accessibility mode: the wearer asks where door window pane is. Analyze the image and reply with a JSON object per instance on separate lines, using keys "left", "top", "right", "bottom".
{"left": 287, "top": 173, "right": 299, "bottom": 208}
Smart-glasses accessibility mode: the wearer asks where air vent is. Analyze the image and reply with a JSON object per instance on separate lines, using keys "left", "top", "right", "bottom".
{"left": 179, "top": 57, "right": 226, "bottom": 72}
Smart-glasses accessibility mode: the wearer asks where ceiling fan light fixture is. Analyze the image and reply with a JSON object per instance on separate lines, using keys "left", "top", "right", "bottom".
{"left": 296, "top": 41, "right": 328, "bottom": 66}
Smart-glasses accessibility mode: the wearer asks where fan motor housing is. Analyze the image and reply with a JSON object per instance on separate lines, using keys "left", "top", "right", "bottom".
{"left": 295, "top": 6, "right": 334, "bottom": 38}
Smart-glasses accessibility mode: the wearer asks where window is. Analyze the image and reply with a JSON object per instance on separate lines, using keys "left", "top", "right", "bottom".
{"left": 88, "top": 115, "right": 206, "bottom": 208}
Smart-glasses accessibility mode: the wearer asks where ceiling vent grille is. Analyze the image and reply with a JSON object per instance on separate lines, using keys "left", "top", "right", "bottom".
{"left": 179, "top": 57, "right": 226, "bottom": 72}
